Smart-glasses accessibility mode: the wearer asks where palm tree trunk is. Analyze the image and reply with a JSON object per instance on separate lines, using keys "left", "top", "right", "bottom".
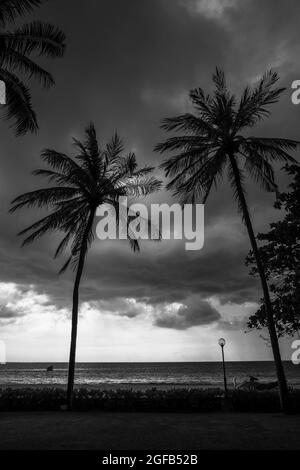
{"left": 67, "top": 208, "right": 95, "bottom": 410}
{"left": 229, "top": 154, "right": 290, "bottom": 412}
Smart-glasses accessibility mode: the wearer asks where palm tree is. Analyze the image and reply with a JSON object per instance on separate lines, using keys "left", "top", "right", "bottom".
{"left": 10, "top": 123, "right": 161, "bottom": 409}
{"left": 155, "top": 69, "right": 299, "bottom": 412}
{"left": 0, "top": 0, "right": 66, "bottom": 135}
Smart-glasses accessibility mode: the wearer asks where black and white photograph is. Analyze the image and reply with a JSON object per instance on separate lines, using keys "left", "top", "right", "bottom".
{"left": 0, "top": 0, "right": 299, "bottom": 461}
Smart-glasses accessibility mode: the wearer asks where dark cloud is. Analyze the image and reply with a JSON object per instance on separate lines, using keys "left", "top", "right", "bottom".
{"left": 0, "top": 224, "right": 261, "bottom": 312}
{"left": 155, "top": 296, "right": 221, "bottom": 330}
{"left": 0, "top": 306, "right": 21, "bottom": 319}
{"left": 89, "top": 298, "right": 143, "bottom": 319}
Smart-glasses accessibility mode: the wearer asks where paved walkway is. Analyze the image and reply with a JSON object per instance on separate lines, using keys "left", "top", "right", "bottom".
{"left": 1, "top": 412, "right": 300, "bottom": 450}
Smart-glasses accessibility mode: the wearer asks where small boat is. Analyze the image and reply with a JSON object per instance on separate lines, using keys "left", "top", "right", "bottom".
{"left": 46, "top": 365, "right": 54, "bottom": 372}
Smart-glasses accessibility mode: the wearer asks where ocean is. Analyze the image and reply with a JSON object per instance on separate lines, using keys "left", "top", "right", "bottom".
{"left": 0, "top": 361, "right": 300, "bottom": 388}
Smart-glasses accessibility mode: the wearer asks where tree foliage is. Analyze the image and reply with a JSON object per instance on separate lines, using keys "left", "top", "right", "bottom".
{"left": 0, "top": 0, "right": 66, "bottom": 134}
{"left": 246, "top": 164, "right": 300, "bottom": 336}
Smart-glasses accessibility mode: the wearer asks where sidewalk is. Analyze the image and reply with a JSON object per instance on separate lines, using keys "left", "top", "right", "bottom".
{"left": 1, "top": 411, "right": 300, "bottom": 450}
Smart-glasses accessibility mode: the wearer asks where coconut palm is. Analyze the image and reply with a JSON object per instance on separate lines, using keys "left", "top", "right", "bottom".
{"left": 0, "top": 0, "right": 66, "bottom": 135}
{"left": 10, "top": 123, "right": 162, "bottom": 409}
{"left": 155, "top": 69, "right": 299, "bottom": 412}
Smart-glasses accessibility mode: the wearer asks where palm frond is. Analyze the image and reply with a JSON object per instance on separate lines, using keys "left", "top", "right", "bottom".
{"left": 242, "top": 151, "right": 278, "bottom": 192}
{"left": 242, "top": 137, "right": 299, "bottom": 163}
{"left": 234, "top": 70, "right": 285, "bottom": 130}
{"left": 0, "top": 47, "right": 55, "bottom": 87}
{"left": 2, "top": 20, "right": 66, "bottom": 58}
{"left": 155, "top": 135, "right": 213, "bottom": 154}
{"left": 160, "top": 146, "right": 217, "bottom": 178}
{"left": 0, "top": 0, "right": 42, "bottom": 27}
{"left": 111, "top": 152, "right": 138, "bottom": 179}
{"left": 40, "top": 149, "right": 90, "bottom": 182}
{"left": 212, "top": 67, "right": 227, "bottom": 94}
{"left": 169, "top": 151, "right": 226, "bottom": 205}
{"left": 10, "top": 187, "right": 79, "bottom": 212}
{"left": 117, "top": 175, "right": 162, "bottom": 198}
{"left": 189, "top": 87, "right": 214, "bottom": 123}
{"left": 159, "top": 113, "right": 213, "bottom": 136}
{"left": 105, "top": 132, "right": 124, "bottom": 161}
{"left": 0, "top": 68, "right": 37, "bottom": 134}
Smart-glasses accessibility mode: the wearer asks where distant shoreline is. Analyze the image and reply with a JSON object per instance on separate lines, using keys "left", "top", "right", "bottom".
{"left": 0, "top": 383, "right": 223, "bottom": 391}
{"left": 1, "top": 383, "right": 300, "bottom": 390}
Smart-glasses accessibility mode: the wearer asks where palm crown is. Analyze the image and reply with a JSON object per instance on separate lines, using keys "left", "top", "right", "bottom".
{"left": 10, "top": 123, "right": 162, "bottom": 272}
{"left": 155, "top": 69, "right": 298, "bottom": 207}
{"left": 0, "top": 0, "right": 66, "bottom": 135}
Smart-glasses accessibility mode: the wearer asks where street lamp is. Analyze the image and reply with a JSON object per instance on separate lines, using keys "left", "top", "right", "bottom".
{"left": 218, "top": 338, "right": 228, "bottom": 397}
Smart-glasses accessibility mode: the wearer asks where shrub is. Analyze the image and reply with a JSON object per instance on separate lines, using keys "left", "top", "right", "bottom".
{"left": 0, "top": 387, "right": 299, "bottom": 412}
{"left": 0, "top": 387, "right": 222, "bottom": 412}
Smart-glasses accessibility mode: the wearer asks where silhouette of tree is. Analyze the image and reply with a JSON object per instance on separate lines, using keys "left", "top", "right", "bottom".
{"left": 246, "top": 164, "right": 300, "bottom": 337}
{"left": 155, "top": 69, "right": 299, "bottom": 412}
{"left": 0, "top": 0, "right": 66, "bottom": 135}
{"left": 10, "top": 123, "right": 162, "bottom": 409}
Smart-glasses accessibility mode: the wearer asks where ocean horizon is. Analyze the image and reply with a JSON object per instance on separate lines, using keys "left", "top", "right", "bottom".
{"left": 1, "top": 361, "right": 299, "bottom": 388}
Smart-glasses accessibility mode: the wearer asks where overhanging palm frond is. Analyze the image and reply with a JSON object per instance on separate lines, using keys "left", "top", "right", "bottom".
{"left": 0, "top": 3, "right": 66, "bottom": 135}
{"left": 0, "top": 0, "right": 42, "bottom": 26}
{"left": 2, "top": 21, "right": 66, "bottom": 58}
{"left": 0, "top": 68, "right": 37, "bottom": 134}
{"left": 0, "top": 47, "right": 55, "bottom": 87}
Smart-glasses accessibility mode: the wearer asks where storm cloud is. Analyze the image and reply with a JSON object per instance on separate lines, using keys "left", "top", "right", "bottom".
{"left": 155, "top": 296, "right": 221, "bottom": 330}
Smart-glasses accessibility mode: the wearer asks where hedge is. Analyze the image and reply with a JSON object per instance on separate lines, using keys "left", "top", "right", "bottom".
{"left": 0, "top": 387, "right": 299, "bottom": 412}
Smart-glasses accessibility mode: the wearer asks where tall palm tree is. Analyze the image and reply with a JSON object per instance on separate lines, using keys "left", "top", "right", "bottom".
{"left": 0, "top": 0, "right": 66, "bottom": 135}
{"left": 10, "top": 123, "right": 161, "bottom": 409}
{"left": 155, "top": 69, "right": 299, "bottom": 412}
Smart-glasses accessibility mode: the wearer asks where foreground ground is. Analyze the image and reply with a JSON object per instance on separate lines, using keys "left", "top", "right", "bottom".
{"left": 1, "top": 412, "right": 300, "bottom": 450}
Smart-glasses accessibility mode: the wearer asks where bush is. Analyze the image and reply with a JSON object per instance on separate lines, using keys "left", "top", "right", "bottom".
{"left": 0, "top": 387, "right": 222, "bottom": 412}
{"left": 0, "top": 387, "right": 299, "bottom": 412}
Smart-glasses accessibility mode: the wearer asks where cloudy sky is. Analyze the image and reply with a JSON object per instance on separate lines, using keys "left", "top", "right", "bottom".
{"left": 0, "top": 0, "right": 299, "bottom": 362}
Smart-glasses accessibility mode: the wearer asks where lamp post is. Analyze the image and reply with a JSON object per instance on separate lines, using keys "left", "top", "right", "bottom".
{"left": 218, "top": 338, "right": 228, "bottom": 397}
